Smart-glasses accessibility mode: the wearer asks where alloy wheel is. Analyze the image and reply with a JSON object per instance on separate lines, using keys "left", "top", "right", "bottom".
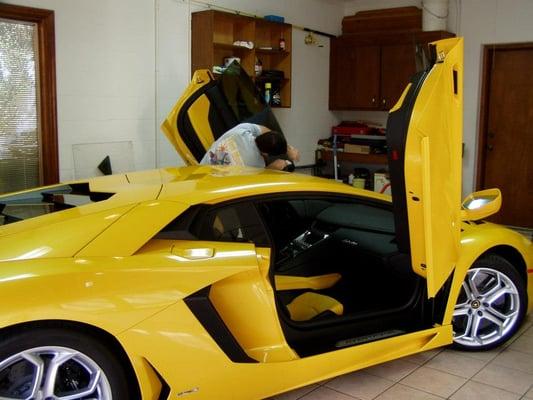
{"left": 0, "top": 346, "right": 112, "bottom": 400}
{"left": 453, "top": 267, "right": 521, "bottom": 348}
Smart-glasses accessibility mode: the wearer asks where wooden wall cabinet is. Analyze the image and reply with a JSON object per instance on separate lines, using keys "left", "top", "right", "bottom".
{"left": 329, "top": 31, "right": 454, "bottom": 111}
{"left": 192, "top": 10, "right": 292, "bottom": 108}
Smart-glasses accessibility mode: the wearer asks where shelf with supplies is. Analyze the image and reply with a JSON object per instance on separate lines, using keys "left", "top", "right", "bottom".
{"left": 192, "top": 9, "right": 292, "bottom": 107}
{"left": 319, "top": 149, "right": 388, "bottom": 165}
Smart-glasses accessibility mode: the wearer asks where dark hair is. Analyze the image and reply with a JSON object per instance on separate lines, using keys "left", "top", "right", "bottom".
{"left": 255, "top": 130, "right": 287, "bottom": 156}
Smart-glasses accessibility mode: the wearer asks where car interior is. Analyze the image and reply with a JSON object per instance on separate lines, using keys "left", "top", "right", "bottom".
{"left": 255, "top": 197, "right": 435, "bottom": 356}
{"left": 154, "top": 194, "right": 445, "bottom": 357}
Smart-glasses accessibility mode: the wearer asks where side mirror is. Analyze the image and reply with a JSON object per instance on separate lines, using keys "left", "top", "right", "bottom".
{"left": 460, "top": 188, "right": 502, "bottom": 221}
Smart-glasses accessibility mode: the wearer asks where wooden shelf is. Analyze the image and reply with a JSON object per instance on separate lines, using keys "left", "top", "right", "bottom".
{"left": 192, "top": 10, "right": 292, "bottom": 107}
{"left": 255, "top": 48, "right": 290, "bottom": 55}
{"left": 320, "top": 149, "right": 388, "bottom": 164}
{"left": 213, "top": 42, "right": 253, "bottom": 51}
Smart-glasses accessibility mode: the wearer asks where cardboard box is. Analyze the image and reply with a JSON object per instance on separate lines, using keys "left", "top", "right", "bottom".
{"left": 374, "top": 172, "right": 391, "bottom": 195}
{"left": 344, "top": 144, "right": 371, "bottom": 154}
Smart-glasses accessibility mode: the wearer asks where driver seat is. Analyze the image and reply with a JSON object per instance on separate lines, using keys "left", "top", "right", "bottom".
{"left": 287, "top": 292, "right": 344, "bottom": 322}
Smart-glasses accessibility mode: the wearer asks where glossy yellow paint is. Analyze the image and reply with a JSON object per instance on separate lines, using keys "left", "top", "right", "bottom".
{"left": 160, "top": 70, "right": 217, "bottom": 164}
{"left": 128, "top": 357, "right": 164, "bottom": 400}
{"left": 0, "top": 205, "right": 134, "bottom": 261}
{"left": 119, "top": 300, "right": 452, "bottom": 399}
{"left": 0, "top": 238, "right": 263, "bottom": 332}
{"left": 210, "top": 258, "right": 299, "bottom": 362}
{"left": 443, "top": 222, "right": 533, "bottom": 323}
{"left": 77, "top": 200, "right": 189, "bottom": 257}
{"left": 403, "top": 38, "right": 464, "bottom": 297}
{"left": 157, "top": 165, "right": 390, "bottom": 206}
{"left": 460, "top": 188, "right": 502, "bottom": 221}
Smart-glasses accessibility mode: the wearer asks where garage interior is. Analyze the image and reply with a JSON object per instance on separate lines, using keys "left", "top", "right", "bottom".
{"left": 0, "top": 0, "right": 532, "bottom": 399}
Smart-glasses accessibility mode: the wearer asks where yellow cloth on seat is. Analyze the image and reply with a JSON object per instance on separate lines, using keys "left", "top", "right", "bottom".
{"left": 287, "top": 292, "right": 344, "bottom": 322}
{"left": 274, "top": 273, "right": 342, "bottom": 291}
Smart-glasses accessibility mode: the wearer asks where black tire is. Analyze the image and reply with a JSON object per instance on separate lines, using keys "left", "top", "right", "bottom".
{"left": 452, "top": 254, "right": 527, "bottom": 351}
{"left": 0, "top": 327, "right": 134, "bottom": 399}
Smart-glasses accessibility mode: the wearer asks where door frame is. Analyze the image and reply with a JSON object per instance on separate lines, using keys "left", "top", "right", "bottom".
{"left": 475, "top": 42, "right": 533, "bottom": 190}
{"left": 0, "top": 3, "right": 59, "bottom": 185}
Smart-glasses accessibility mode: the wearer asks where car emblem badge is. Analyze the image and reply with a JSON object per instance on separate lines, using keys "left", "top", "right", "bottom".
{"left": 471, "top": 300, "right": 481, "bottom": 309}
{"left": 177, "top": 387, "right": 199, "bottom": 397}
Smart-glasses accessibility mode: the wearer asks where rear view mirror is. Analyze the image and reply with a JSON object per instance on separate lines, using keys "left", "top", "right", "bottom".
{"left": 461, "top": 188, "right": 502, "bottom": 221}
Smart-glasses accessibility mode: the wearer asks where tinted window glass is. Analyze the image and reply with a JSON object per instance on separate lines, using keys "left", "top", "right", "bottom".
{"left": 199, "top": 202, "right": 269, "bottom": 246}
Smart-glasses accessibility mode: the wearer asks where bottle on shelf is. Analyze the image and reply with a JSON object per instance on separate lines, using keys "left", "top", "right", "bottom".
{"left": 279, "top": 35, "right": 286, "bottom": 51}
{"left": 254, "top": 57, "right": 262, "bottom": 77}
{"left": 264, "top": 82, "right": 272, "bottom": 105}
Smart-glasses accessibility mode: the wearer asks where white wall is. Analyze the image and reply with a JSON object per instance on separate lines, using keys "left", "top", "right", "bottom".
{"left": 342, "top": 0, "right": 533, "bottom": 196}
{"left": 4, "top": 0, "right": 344, "bottom": 179}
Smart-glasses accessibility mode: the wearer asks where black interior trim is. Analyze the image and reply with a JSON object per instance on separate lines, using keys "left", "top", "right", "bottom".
{"left": 205, "top": 85, "right": 239, "bottom": 140}
{"left": 386, "top": 70, "right": 430, "bottom": 254}
{"left": 184, "top": 286, "right": 257, "bottom": 363}
{"left": 177, "top": 80, "right": 219, "bottom": 162}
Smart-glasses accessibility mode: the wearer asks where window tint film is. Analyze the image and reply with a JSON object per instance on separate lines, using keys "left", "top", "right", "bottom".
{"left": 200, "top": 202, "right": 269, "bottom": 246}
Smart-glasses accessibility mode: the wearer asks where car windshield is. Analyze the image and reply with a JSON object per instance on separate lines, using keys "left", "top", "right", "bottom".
{"left": 0, "top": 182, "right": 114, "bottom": 226}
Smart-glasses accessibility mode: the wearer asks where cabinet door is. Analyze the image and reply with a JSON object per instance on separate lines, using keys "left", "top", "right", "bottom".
{"left": 380, "top": 44, "right": 417, "bottom": 110}
{"left": 329, "top": 40, "right": 380, "bottom": 110}
{"left": 329, "top": 39, "right": 357, "bottom": 109}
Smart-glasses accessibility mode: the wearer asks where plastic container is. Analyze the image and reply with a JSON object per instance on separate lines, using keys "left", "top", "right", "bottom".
{"left": 353, "top": 178, "right": 365, "bottom": 189}
{"left": 264, "top": 82, "right": 272, "bottom": 105}
{"left": 264, "top": 15, "right": 285, "bottom": 23}
{"left": 279, "top": 37, "right": 286, "bottom": 51}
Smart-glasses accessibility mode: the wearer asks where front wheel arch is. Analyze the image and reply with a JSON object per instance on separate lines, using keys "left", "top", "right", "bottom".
{"left": 481, "top": 244, "right": 528, "bottom": 284}
{"left": 0, "top": 319, "right": 141, "bottom": 399}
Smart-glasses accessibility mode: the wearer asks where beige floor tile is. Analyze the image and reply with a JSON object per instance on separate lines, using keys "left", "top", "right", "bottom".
{"left": 271, "top": 384, "right": 320, "bottom": 400}
{"left": 449, "top": 381, "right": 520, "bottom": 400}
{"left": 508, "top": 334, "right": 533, "bottom": 355}
{"left": 522, "top": 325, "right": 533, "bottom": 338}
{"left": 363, "top": 359, "right": 419, "bottom": 382}
{"left": 524, "top": 385, "right": 533, "bottom": 399}
{"left": 472, "top": 363, "right": 533, "bottom": 395}
{"left": 400, "top": 366, "right": 467, "bottom": 398}
{"left": 401, "top": 348, "right": 442, "bottom": 365}
{"left": 492, "top": 349, "right": 533, "bottom": 374}
{"left": 298, "top": 386, "right": 358, "bottom": 400}
{"left": 374, "top": 383, "right": 444, "bottom": 400}
{"left": 444, "top": 346, "right": 503, "bottom": 362}
{"left": 425, "top": 350, "right": 487, "bottom": 378}
{"left": 325, "top": 370, "right": 394, "bottom": 400}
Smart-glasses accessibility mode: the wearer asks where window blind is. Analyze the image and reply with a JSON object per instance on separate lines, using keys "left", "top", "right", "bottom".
{"left": 0, "top": 19, "right": 40, "bottom": 194}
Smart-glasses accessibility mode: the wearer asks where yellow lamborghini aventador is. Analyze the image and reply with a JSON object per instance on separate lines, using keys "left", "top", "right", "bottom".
{"left": 0, "top": 38, "right": 531, "bottom": 400}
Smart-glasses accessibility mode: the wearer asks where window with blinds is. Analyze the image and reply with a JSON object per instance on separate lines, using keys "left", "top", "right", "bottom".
{"left": 0, "top": 19, "right": 40, "bottom": 194}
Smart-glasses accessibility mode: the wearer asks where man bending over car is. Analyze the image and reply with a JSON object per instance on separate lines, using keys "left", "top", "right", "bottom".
{"left": 200, "top": 123, "right": 300, "bottom": 171}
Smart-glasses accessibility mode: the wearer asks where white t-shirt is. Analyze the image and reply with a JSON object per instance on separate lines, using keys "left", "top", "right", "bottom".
{"left": 200, "top": 123, "right": 265, "bottom": 167}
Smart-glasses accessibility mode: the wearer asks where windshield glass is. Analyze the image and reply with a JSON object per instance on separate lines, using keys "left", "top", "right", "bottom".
{"left": 0, "top": 183, "right": 114, "bottom": 226}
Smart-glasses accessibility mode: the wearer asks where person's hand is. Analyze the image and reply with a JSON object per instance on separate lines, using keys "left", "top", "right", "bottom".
{"left": 266, "top": 159, "right": 290, "bottom": 170}
{"left": 287, "top": 145, "right": 300, "bottom": 162}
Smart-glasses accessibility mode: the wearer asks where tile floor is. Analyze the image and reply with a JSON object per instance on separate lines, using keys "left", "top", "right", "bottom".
{"left": 271, "top": 315, "right": 533, "bottom": 400}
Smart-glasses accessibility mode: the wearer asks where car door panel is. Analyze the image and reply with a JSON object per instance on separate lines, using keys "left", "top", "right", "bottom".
{"left": 387, "top": 38, "right": 463, "bottom": 297}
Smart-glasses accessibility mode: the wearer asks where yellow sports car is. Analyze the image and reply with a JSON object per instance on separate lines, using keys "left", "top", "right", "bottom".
{"left": 0, "top": 38, "right": 531, "bottom": 400}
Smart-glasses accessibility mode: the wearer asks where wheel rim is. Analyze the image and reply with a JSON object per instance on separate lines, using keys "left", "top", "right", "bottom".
{"left": 0, "top": 346, "right": 112, "bottom": 400}
{"left": 453, "top": 267, "right": 521, "bottom": 347}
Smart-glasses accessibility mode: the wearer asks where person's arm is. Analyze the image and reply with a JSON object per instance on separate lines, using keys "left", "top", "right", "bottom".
{"left": 287, "top": 144, "right": 300, "bottom": 162}
{"left": 266, "top": 159, "right": 291, "bottom": 170}
{"left": 258, "top": 124, "right": 270, "bottom": 134}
